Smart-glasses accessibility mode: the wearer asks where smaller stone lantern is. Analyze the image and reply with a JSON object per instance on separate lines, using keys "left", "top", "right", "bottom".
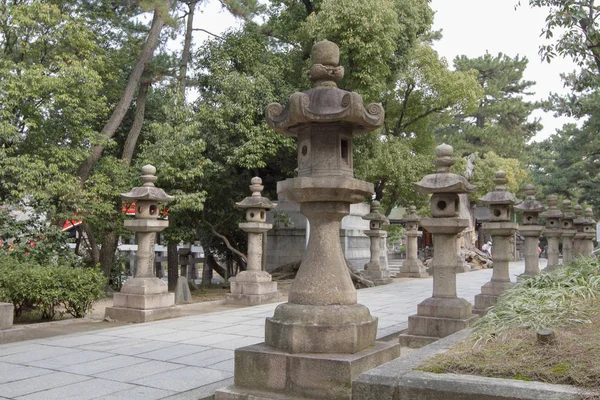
{"left": 473, "top": 170, "right": 519, "bottom": 315}
{"left": 541, "top": 195, "right": 563, "bottom": 272}
{"left": 105, "top": 165, "right": 181, "bottom": 323}
{"left": 226, "top": 177, "right": 280, "bottom": 305}
{"left": 398, "top": 205, "right": 427, "bottom": 278}
{"left": 580, "top": 208, "right": 597, "bottom": 257}
{"left": 514, "top": 184, "right": 544, "bottom": 276}
{"left": 362, "top": 201, "right": 392, "bottom": 285}
{"left": 560, "top": 200, "right": 577, "bottom": 265}
{"left": 573, "top": 205, "right": 584, "bottom": 257}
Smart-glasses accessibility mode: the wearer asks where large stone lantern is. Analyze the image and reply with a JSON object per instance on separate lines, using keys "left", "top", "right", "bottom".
{"left": 573, "top": 204, "right": 584, "bottom": 256}
{"left": 560, "top": 200, "right": 577, "bottom": 265}
{"left": 398, "top": 205, "right": 427, "bottom": 278}
{"left": 226, "top": 177, "right": 280, "bottom": 305}
{"left": 580, "top": 208, "right": 597, "bottom": 256}
{"left": 473, "top": 171, "right": 519, "bottom": 315}
{"left": 541, "top": 195, "right": 563, "bottom": 272}
{"left": 514, "top": 184, "right": 544, "bottom": 276}
{"left": 105, "top": 165, "right": 180, "bottom": 323}
{"left": 399, "top": 144, "right": 476, "bottom": 347}
{"left": 362, "top": 200, "right": 392, "bottom": 285}
{"left": 216, "top": 41, "right": 399, "bottom": 400}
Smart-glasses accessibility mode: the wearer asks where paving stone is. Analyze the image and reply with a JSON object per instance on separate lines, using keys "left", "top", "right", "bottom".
{"left": 26, "top": 350, "right": 113, "bottom": 369}
{"left": 211, "top": 336, "right": 261, "bottom": 350}
{"left": 0, "top": 363, "right": 53, "bottom": 384}
{"left": 77, "top": 337, "right": 141, "bottom": 352}
{"left": 0, "top": 371, "right": 91, "bottom": 398}
{"left": 60, "top": 354, "right": 146, "bottom": 375}
{"left": 206, "top": 358, "right": 234, "bottom": 373}
{"left": 92, "top": 386, "right": 176, "bottom": 400}
{"left": 0, "top": 345, "right": 81, "bottom": 364}
{"left": 170, "top": 348, "right": 234, "bottom": 367}
{"left": 14, "top": 378, "right": 134, "bottom": 400}
{"left": 132, "top": 365, "right": 233, "bottom": 392}
{"left": 180, "top": 333, "right": 244, "bottom": 346}
{"left": 94, "top": 360, "right": 184, "bottom": 382}
{"left": 136, "top": 343, "right": 209, "bottom": 361}
{"left": 110, "top": 340, "right": 176, "bottom": 356}
{"left": 41, "top": 334, "right": 114, "bottom": 348}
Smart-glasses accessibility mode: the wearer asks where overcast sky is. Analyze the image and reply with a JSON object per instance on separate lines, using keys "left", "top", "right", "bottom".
{"left": 192, "top": 0, "right": 578, "bottom": 142}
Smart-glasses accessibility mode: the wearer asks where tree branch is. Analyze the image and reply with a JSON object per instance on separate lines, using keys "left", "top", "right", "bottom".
{"left": 202, "top": 218, "right": 247, "bottom": 262}
{"left": 192, "top": 28, "right": 222, "bottom": 39}
{"left": 393, "top": 83, "right": 414, "bottom": 135}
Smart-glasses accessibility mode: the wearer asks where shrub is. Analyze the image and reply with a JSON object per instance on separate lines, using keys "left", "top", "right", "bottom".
{"left": 0, "top": 261, "right": 106, "bottom": 320}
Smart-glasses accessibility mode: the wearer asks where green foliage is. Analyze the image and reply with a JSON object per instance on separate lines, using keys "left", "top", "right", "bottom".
{"left": 0, "top": 262, "right": 105, "bottom": 320}
{"left": 383, "top": 224, "right": 404, "bottom": 245}
{"left": 473, "top": 257, "right": 600, "bottom": 341}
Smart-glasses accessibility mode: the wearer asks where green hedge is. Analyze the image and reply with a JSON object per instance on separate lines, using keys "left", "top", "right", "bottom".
{"left": 0, "top": 262, "right": 106, "bottom": 320}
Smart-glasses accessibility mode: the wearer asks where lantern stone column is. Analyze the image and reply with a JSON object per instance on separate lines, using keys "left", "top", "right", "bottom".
{"left": 105, "top": 165, "right": 181, "bottom": 323}
{"left": 515, "top": 185, "right": 544, "bottom": 276}
{"left": 398, "top": 205, "right": 427, "bottom": 278}
{"left": 362, "top": 201, "right": 393, "bottom": 285}
{"left": 580, "top": 208, "right": 596, "bottom": 256}
{"left": 226, "top": 177, "right": 280, "bottom": 305}
{"left": 399, "top": 144, "right": 477, "bottom": 348}
{"left": 473, "top": 171, "right": 519, "bottom": 315}
{"left": 542, "top": 195, "right": 563, "bottom": 272}
{"left": 573, "top": 205, "right": 584, "bottom": 257}
{"left": 561, "top": 200, "right": 577, "bottom": 265}
{"left": 216, "top": 41, "right": 400, "bottom": 400}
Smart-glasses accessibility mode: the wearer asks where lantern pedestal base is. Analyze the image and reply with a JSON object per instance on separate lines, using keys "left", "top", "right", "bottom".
{"left": 226, "top": 271, "right": 281, "bottom": 306}
{"left": 104, "top": 302, "right": 180, "bottom": 323}
{"left": 362, "top": 268, "right": 393, "bottom": 285}
{"left": 397, "top": 259, "right": 428, "bottom": 278}
{"left": 473, "top": 281, "right": 513, "bottom": 315}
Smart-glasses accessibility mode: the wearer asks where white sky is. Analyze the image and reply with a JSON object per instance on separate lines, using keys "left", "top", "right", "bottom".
{"left": 190, "top": 0, "right": 579, "bottom": 142}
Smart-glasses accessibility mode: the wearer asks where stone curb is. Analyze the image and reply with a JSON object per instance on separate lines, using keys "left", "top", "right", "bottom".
{"left": 353, "top": 328, "right": 596, "bottom": 400}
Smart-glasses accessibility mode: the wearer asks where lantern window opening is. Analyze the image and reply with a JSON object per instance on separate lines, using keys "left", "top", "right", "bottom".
{"left": 341, "top": 139, "right": 349, "bottom": 164}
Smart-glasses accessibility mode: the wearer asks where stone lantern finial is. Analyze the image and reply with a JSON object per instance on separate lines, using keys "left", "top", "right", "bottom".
{"left": 574, "top": 204, "right": 583, "bottom": 217}
{"left": 308, "top": 40, "right": 344, "bottom": 88}
{"left": 141, "top": 164, "right": 158, "bottom": 187}
{"left": 433, "top": 143, "right": 455, "bottom": 173}
{"left": 250, "top": 176, "right": 264, "bottom": 197}
{"left": 493, "top": 170, "right": 508, "bottom": 190}
{"left": 524, "top": 184, "right": 536, "bottom": 199}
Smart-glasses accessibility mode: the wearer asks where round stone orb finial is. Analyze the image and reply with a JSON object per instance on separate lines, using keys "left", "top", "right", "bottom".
{"left": 140, "top": 164, "right": 158, "bottom": 186}
{"left": 312, "top": 40, "right": 340, "bottom": 66}
{"left": 547, "top": 195, "right": 558, "bottom": 208}
{"left": 574, "top": 204, "right": 583, "bottom": 216}
{"left": 250, "top": 176, "right": 264, "bottom": 197}
{"left": 524, "top": 184, "right": 536, "bottom": 198}
{"left": 433, "top": 143, "right": 455, "bottom": 173}
{"left": 409, "top": 205, "right": 417, "bottom": 214}
{"left": 493, "top": 170, "right": 508, "bottom": 189}
{"left": 371, "top": 200, "right": 381, "bottom": 212}
{"left": 562, "top": 199, "right": 572, "bottom": 212}
{"left": 585, "top": 207, "right": 594, "bottom": 217}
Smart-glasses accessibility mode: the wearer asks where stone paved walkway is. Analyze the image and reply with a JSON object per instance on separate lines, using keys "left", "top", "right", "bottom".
{"left": 0, "top": 260, "right": 537, "bottom": 400}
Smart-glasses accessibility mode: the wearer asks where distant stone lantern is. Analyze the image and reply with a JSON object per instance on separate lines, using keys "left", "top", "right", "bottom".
{"left": 581, "top": 208, "right": 596, "bottom": 257}
{"left": 362, "top": 200, "right": 392, "bottom": 285}
{"left": 398, "top": 205, "right": 427, "bottom": 278}
{"left": 105, "top": 165, "right": 181, "bottom": 323}
{"left": 514, "top": 184, "right": 545, "bottom": 276}
{"left": 399, "top": 144, "right": 477, "bottom": 347}
{"left": 226, "top": 177, "right": 280, "bottom": 305}
{"left": 216, "top": 40, "right": 399, "bottom": 400}
{"left": 541, "top": 195, "right": 563, "bottom": 272}
{"left": 573, "top": 204, "right": 584, "bottom": 256}
{"left": 473, "top": 170, "right": 519, "bottom": 315}
{"left": 560, "top": 200, "right": 577, "bottom": 265}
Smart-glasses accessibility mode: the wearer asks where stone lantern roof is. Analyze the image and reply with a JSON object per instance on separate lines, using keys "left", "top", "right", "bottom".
{"left": 540, "top": 195, "right": 563, "bottom": 220}
{"left": 121, "top": 165, "right": 174, "bottom": 203}
{"left": 414, "top": 144, "right": 476, "bottom": 194}
{"left": 479, "top": 170, "right": 520, "bottom": 206}
{"left": 400, "top": 205, "right": 420, "bottom": 224}
{"left": 514, "top": 184, "right": 544, "bottom": 213}
{"left": 265, "top": 40, "right": 384, "bottom": 136}
{"left": 362, "top": 201, "right": 389, "bottom": 224}
{"left": 236, "top": 177, "right": 276, "bottom": 210}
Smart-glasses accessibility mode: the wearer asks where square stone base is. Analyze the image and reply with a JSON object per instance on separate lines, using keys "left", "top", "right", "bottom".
{"left": 398, "top": 259, "right": 428, "bottom": 278}
{"left": 0, "top": 303, "right": 14, "bottom": 330}
{"left": 225, "top": 292, "right": 282, "bottom": 306}
{"left": 472, "top": 294, "right": 498, "bottom": 315}
{"left": 399, "top": 314, "right": 478, "bottom": 348}
{"left": 104, "top": 305, "right": 181, "bottom": 323}
{"left": 113, "top": 292, "right": 176, "bottom": 309}
{"left": 215, "top": 341, "right": 400, "bottom": 400}
{"left": 363, "top": 269, "right": 392, "bottom": 285}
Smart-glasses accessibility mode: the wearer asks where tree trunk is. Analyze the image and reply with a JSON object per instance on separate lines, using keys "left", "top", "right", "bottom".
{"left": 205, "top": 253, "right": 227, "bottom": 280}
{"left": 167, "top": 241, "right": 178, "bottom": 292}
{"left": 77, "top": 1, "right": 171, "bottom": 183}
{"left": 121, "top": 79, "right": 151, "bottom": 164}
{"left": 100, "top": 229, "right": 117, "bottom": 279}
{"left": 81, "top": 222, "right": 100, "bottom": 266}
{"left": 179, "top": 1, "right": 197, "bottom": 97}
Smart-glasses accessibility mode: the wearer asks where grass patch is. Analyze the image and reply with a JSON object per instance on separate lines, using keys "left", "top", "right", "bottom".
{"left": 418, "top": 257, "right": 600, "bottom": 394}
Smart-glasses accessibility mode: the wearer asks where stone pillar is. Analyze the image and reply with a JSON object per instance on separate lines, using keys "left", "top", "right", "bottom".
{"left": 226, "top": 177, "right": 280, "bottom": 305}
{"left": 397, "top": 205, "right": 427, "bottom": 278}
{"left": 573, "top": 205, "right": 584, "bottom": 257}
{"left": 399, "top": 144, "right": 477, "bottom": 348}
{"left": 580, "top": 208, "right": 596, "bottom": 256}
{"left": 560, "top": 200, "right": 577, "bottom": 265}
{"left": 473, "top": 171, "right": 519, "bottom": 315}
{"left": 362, "top": 201, "right": 392, "bottom": 285}
{"left": 175, "top": 247, "right": 192, "bottom": 304}
{"left": 105, "top": 165, "right": 181, "bottom": 323}
{"left": 216, "top": 41, "right": 399, "bottom": 400}
{"left": 515, "top": 185, "right": 544, "bottom": 276}
{"left": 541, "top": 195, "right": 563, "bottom": 272}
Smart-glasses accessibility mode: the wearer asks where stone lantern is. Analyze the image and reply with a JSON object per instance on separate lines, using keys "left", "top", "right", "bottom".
{"left": 514, "top": 184, "right": 544, "bottom": 276}
{"left": 105, "top": 165, "right": 181, "bottom": 323}
{"left": 398, "top": 205, "right": 427, "bottom": 278}
{"left": 580, "top": 208, "right": 597, "bottom": 256}
{"left": 560, "top": 200, "right": 577, "bottom": 265}
{"left": 399, "top": 144, "right": 477, "bottom": 347}
{"left": 216, "top": 40, "right": 399, "bottom": 400}
{"left": 573, "top": 204, "right": 584, "bottom": 257}
{"left": 541, "top": 195, "right": 563, "bottom": 272}
{"left": 473, "top": 171, "right": 519, "bottom": 315}
{"left": 362, "top": 201, "right": 392, "bottom": 285}
{"left": 226, "top": 177, "right": 280, "bottom": 305}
